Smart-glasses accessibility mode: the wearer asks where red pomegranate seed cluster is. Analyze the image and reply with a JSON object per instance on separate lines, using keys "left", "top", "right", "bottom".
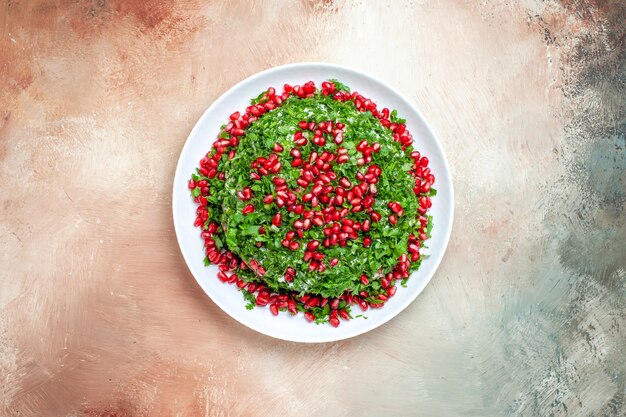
{"left": 189, "top": 80, "right": 435, "bottom": 326}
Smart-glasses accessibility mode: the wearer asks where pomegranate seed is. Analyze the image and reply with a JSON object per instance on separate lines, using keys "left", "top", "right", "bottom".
{"left": 272, "top": 212, "right": 282, "bottom": 227}
{"left": 388, "top": 214, "right": 397, "bottom": 225}
{"left": 237, "top": 187, "right": 253, "bottom": 201}
{"left": 289, "top": 241, "right": 300, "bottom": 251}
{"left": 256, "top": 291, "right": 270, "bottom": 306}
{"left": 329, "top": 317, "right": 340, "bottom": 327}
{"left": 339, "top": 310, "right": 350, "bottom": 321}
{"left": 242, "top": 204, "right": 255, "bottom": 215}
{"left": 363, "top": 237, "right": 372, "bottom": 247}
{"left": 387, "top": 286, "right": 397, "bottom": 297}
{"left": 304, "top": 297, "right": 319, "bottom": 309}
{"left": 327, "top": 299, "right": 339, "bottom": 310}
{"left": 388, "top": 202, "right": 404, "bottom": 215}
{"left": 304, "top": 312, "right": 315, "bottom": 321}
{"left": 339, "top": 177, "right": 352, "bottom": 188}
{"left": 360, "top": 275, "right": 369, "bottom": 285}
{"left": 330, "top": 258, "right": 339, "bottom": 267}
{"left": 381, "top": 277, "right": 390, "bottom": 289}
{"left": 358, "top": 299, "right": 368, "bottom": 311}
{"left": 303, "top": 82, "right": 316, "bottom": 94}
{"left": 269, "top": 303, "right": 279, "bottom": 315}
{"left": 307, "top": 240, "right": 320, "bottom": 251}
{"left": 271, "top": 162, "right": 282, "bottom": 173}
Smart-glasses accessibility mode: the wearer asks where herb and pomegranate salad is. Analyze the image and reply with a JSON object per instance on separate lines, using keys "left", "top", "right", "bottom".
{"left": 188, "top": 80, "right": 436, "bottom": 327}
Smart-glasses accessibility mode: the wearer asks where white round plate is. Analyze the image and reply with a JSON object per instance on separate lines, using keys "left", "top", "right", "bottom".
{"left": 173, "top": 63, "right": 453, "bottom": 343}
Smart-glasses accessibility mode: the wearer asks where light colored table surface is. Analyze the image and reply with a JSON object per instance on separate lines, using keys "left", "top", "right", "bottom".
{"left": 1, "top": 1, "right": 624, "bottom": 416}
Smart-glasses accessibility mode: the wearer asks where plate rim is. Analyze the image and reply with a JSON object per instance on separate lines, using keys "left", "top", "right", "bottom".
{"left": 172, "top": 62, "right": 454, "bottom": 343}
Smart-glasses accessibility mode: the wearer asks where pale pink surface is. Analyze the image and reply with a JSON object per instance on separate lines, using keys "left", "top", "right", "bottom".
{"left": 1, "top": 1, "right": 624, "bottom": 416}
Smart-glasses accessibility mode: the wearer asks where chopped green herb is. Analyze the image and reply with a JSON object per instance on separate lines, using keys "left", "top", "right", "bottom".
{"left": 190, "top": 79, "right": 436, "bottom": 325}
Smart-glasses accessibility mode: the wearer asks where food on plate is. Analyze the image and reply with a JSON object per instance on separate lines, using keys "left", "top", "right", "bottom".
{"left": 188, "top": 80, "right": 435, "bottom": 326}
